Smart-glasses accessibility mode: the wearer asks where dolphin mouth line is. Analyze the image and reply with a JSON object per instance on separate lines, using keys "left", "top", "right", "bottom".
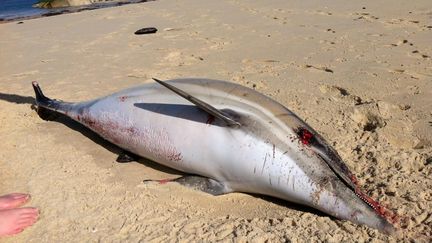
{"left": 316, "top": 152, "right": 399, "bottom": 226}
{"left": 350, "top": 175, "right": 399, "bottom": 225}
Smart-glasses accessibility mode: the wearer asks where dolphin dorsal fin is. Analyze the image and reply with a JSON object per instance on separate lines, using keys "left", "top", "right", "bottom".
{"left": 153, "top": 78, "right": 241, "bottom": 127}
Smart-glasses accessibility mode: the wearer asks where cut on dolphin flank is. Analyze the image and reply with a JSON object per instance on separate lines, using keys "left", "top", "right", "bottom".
{"left": 32, "top": 78, "right": 398, "bottom": 234}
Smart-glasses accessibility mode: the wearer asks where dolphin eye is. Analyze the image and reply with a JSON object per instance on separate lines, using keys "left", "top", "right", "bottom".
{"left": 296, "top": 127, "right": 315, "bottom": 145}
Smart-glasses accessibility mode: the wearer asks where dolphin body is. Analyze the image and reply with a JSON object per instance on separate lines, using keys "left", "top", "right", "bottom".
{"left": 32, "top": 78, "right": 396, "bottom": 233}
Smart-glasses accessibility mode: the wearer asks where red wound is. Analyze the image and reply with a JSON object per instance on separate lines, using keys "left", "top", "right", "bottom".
{"left": 157, "top": 179, "right": 172, "bottom": 184}
{"left": 118, "top": 96, "right": 128, "bottom": 102}
{"left": 298, "top": 128, "right": 314, "bottom": 145}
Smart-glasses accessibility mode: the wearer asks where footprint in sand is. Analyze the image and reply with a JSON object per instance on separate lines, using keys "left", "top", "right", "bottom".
{"left": 158, "top": 51, "right": 204, "bottom": 67}
{"left": 163, "top": 27, "right": 184, "bottom": 32}
{"left": 318, "top": 84, "right": 362, "bottom": 105}
{"left": 313, "top": 10, "right": 333, "bottom": 16}
{"left": 390, "top": 39, "right": 413, "bottom": 47}
{"left": 388, "top": 39, "right": 430, "bottom": 60}
{"left": 325, "top": 28, "right": 336, "bottom": 33}
{"left": 304, "top": 64, "right": 334, "bottom": 73}
{"left": 319, "top": 40, "right": 336, "bottom": 45}
{"left": 234, "top": 78, "right": 268, "bottom": 90}
{"left": 12, "top": 70, "right": 39, "bottom": 78}
{"left": 127, "top": 69, "right": 149, "bottom": 79}
{"left": 384, "top": 18, "right": 424, "bottom": 30}
{"left": 350, "top": 103, "right": 386, "bottom": 132}
{"left": 409, "top": 50, "right": 430, "bottom": 59}
{"left": 263, "top": 8, "right": 295, "bottom": 24}
{"left": 387, "top": 69, "right": 432, "bottom": 80}
{"left": 352, "top": 12, "right": 380, "bottom": 21}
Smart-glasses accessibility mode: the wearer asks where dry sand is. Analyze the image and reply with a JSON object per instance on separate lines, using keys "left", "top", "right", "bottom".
{"left": 0, "top": 0, "right": 431, "bottom": 241}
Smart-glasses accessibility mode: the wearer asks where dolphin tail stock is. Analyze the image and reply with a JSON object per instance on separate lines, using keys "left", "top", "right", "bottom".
{"left": 31, "top": 81, "right": 71, "bottom": 121}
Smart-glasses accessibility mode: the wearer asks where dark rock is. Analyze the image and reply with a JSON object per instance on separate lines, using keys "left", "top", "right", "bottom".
{"left": 134, "top": 27, "right": 158, "bottom": 35}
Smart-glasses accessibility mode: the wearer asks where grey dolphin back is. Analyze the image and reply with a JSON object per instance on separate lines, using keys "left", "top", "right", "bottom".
{"left": 155, "top": 79, "right": 357, "bottom": 191}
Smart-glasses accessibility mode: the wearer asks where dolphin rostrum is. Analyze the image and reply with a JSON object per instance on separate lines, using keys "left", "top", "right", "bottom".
{"left": 32, "top": 78, "right": 397, "bottom": 233}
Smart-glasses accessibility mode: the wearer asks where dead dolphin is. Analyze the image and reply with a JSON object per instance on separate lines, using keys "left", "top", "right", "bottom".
{"left": 32, "top": 78, "right": 397, "bottom": 233}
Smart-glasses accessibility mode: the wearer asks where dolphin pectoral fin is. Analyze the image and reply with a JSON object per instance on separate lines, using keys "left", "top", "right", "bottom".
{"left": 142, "top": 176, "right": 230, "bottom": 195}
{"left": 173, "top": 175, "right": 231, "bottom": 196}
{"left": 116, "top": 151, "right": 139, "bottom": 163}
{"left": 152, "top": 78, "right": 241, "bottom": 127}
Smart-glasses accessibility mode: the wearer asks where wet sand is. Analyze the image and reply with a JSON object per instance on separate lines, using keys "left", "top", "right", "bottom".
{"left": 0, "top": 0, "right": 152, "bottom": 23}
{"left": 0, "top": 0, "right": 431, "bottom": 241}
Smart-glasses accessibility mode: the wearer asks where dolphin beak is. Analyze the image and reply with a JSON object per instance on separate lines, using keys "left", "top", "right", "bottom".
{"left": 312, "top": 163, "right": 398, "bottom": 234}
{"left": 330, "top": 180, "right": 396, "bottom": 234}
{"left": 300, "top": 130, "right": 399, "bottom": 234}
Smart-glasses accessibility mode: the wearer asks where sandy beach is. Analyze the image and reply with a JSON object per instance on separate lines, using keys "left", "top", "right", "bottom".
{"left": 0, "top": 0, "right": 431, "bottom": 241}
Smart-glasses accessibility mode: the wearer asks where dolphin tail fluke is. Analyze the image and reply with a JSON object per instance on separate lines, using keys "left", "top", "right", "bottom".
{"left": 31, "top": 81, "right": 69, "bottom": 121}
{"left": 32, "top": 81, "right": 51, "bottom": 104}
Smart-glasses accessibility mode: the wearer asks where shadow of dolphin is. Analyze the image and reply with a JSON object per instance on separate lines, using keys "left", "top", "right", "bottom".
{"left": 0, "top": 93, "right": 35, "bottom": 104}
